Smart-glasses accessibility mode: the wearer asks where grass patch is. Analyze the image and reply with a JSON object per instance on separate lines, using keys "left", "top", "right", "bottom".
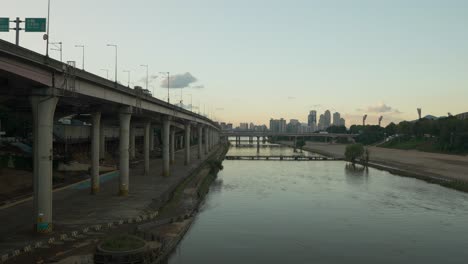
{"left": 100, "top": 235, "right": 145, "bottom": 252}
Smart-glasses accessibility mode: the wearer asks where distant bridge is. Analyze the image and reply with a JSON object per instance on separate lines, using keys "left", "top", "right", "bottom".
{"left": 221, "top": 131, "right": 358, "bottom": 139}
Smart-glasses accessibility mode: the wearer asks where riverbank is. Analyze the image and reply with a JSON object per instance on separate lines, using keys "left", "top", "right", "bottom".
{"left": 0, "top": 143, "right": 229, "bottom": 263}
{"left": 279, "top": 141, "right": 468, "bottom": 192}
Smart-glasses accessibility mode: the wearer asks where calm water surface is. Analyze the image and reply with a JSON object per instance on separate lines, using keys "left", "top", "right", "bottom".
{"left": 168, "top": 145, "right": 468, "bottom": 264}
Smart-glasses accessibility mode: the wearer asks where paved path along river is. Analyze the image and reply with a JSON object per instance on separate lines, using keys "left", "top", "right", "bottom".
{"left": 168, "top": 144, "right": 468, "bottom": 264}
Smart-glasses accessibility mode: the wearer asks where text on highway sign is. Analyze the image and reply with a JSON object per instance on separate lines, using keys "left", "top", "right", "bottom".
{"left": 25, "top": 18, "right": 46, "bottom": 32}
{"left": 0, "top": 18, "right": 9, "bottom": 32}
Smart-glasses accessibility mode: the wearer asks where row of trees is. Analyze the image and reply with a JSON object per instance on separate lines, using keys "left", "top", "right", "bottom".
{"left": 348, "top": 116, "right": 468, "bottom": 153}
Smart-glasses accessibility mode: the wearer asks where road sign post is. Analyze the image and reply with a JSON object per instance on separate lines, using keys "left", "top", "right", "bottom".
{"left": 25, "top": 18, "right": 46, "bottom": 32}
{"left": 0, "top": 18, "right": 9, "bottom": 32}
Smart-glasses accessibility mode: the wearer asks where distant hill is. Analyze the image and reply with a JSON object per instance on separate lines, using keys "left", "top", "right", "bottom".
{"left": 411, "top": 115, "right": 446, "bottom": 122}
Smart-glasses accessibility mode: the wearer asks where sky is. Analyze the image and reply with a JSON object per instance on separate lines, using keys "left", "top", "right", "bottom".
{"left": 2, "top": 0, "right": 468, "bottom": 127}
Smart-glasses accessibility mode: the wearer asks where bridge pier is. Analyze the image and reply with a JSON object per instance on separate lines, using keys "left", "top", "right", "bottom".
{"left": 130, "top": 125, "right": 136, "bottom": 159}
{"left": 204, "top": 127, "right": 209, "bottom": 154}
{"left": 118, "top": 106, "right": 132, "bottom": 196}
{"left": 198, "top": 125, "right": 203, "bottom": 159}
{"left": 31, "top": 93, "right": 58, "bottom": 233}
{"left": 170, "top": 129, "right": 175, "bottom": 164}
{"left": 144, "top": 121, "right": 151, "bottom": 175}
{"left": 162, "top": 117, "right": 171, "bottom": 176}
{"left": 99, "top": 124, "right": 105, "bottom": 159}
{"left": 91, "top": 112, "right": 101, "bottom": 194}
{"left": 184, "top": 123, "right": 191, "bottom": 165}
{"left": 150, "top": 126, "right": 154, "bottom": 151}
{"left": 257, "top": 136, "right": 260, "bottom": 153}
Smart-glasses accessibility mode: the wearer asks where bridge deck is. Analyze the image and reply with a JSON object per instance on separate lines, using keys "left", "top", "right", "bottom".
{"left": 225, "top": 155, "right": 343, "bottom": 161}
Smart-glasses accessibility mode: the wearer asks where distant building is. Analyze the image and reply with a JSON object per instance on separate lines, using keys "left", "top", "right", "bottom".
{"left": 287, "top": 119, "right": 301, "bottom": 133}
{"left": 339, "top": 118, "right": 346, "bottom": 127}
{"left": 333, "top": 112, "right": 341, "bottom": 126}
{"left": 318, "top": 114, "right": 325, "bottom": 131}
{"left": 239, "top": 123, "right": 249, "bottom": 130}
{"left": 270, "top": 118, "right": 287, "bottom": 133}
{"left": 308, "top": 111, "right": 317, "bottom": 127}
{"left": 324, "top": 110, "right": 331, "bottom": 128}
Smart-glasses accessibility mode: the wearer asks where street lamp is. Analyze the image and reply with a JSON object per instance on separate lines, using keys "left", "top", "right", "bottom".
{"left": 46, "top": 0, "right": 51, "bottom": 57}
{"left": 100, "top": 69, "right": 109, "bottom": 80}
{"left": 186, "top": 94, "right": 193, "bottom": 111}
{"left": 123, "top": 70, "right": 131, "bottom": 87}
{"left": 49, "top": 41, "right": 62, "bottom": 61}
{"left": 140, "top": 64, "right": 149, "bottom": 93}
{"left": 106, "top": 44, "right": 118, "bottom": 85}
{"left": 159, "top": 72, "right": 170, "bottom": 103}
{"left": 75, "top": 45, "right": 85, "bottom": 70}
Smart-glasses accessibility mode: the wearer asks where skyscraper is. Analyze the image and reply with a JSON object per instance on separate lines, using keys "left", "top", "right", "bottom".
{"left": 324, "top": 110, "right": 331, "bottom": 129}
{"left": 308, "top": 110, "right": 317, "bottom": 127}
{"left": 332, "top": 112, "right": 341, "bottom": 126}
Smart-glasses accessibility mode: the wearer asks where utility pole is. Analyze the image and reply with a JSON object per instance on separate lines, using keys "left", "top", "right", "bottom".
{"left": 140, "top": 64, "right": 149, "bottom": 92}
{"left": 107, "top": 44, "right": 118, "bottom": 85}
{"left": 13, "top": 17, "right": 22, "bottom": 46}
{"left": 46, "top": 0, "right": 51, "bottom": 57}
{"left": 50, "top": 42, "right": 62, "bottom": 61}
{"left": 159, "top": 72, "right": 170, "bottom": 103}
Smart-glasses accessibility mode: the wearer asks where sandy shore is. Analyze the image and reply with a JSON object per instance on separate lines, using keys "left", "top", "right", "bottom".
{"left": 280, "top": 141, "right": 468, "bottom": 183}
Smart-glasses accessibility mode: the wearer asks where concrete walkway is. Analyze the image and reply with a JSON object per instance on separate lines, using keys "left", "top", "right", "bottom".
{"left": 0, "top": 144, "right": 221, "bottom": 256}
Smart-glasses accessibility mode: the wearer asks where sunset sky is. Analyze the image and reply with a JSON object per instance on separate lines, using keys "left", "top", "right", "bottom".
{"left": 3, "top": 0, "right": 468, "bottom": 127}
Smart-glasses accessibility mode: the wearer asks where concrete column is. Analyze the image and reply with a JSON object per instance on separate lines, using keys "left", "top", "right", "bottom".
{"left": 119, "top": 106, "right": 132, "bottom": 196}
{"left": 144, "top": 121, "right": 150, "bottom": 175}
{"left": 31, "top": 94, "right": 58, "bottom": 233}
{"left": 162, "top": 117, "right": 171, "bottom": 176}
{"left": 257, "top": 136, "right": 260, "bottom": 153}
{"left": 91, "top": 112, "right": 101, "bottom": 194}
{"left": 99, "top": 124, "right": 105, "bottom": 159}
{"left": 150, "top": 126, "right": 154, "bottom": 151}
{"left": 205, "top": 127, "right": 209, "bottom": 154}
{"left": 170, "top": 129, "right": 175, "bottom": 164}
{"left": 184, "top": 123, "right": 191, "bottom": 165}
{"left": 130, "top": 126, "right": 136, "bottom": 159}
{"left": 198, "top": 126, "right": 203, "bottom": 159}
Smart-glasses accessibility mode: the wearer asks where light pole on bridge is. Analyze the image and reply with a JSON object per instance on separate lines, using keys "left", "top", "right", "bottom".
{"left": 106, "top": 44, "right": 118, "bottom": 85}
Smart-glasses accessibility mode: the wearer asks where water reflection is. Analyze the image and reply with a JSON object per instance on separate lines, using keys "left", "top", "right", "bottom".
{"left": 168, "top": 145, "right": 468, "bottom": 264}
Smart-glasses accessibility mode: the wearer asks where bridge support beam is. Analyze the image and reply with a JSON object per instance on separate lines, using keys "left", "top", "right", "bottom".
{"left": 130, "top": 125, "right": 136, "bottom": 159}
{"left": 144, "top": 121, "right": 151, "bottom": 175}
{"left": 119, "top": 106, "right": 132, "bottom": 196}
{"left": 91, "top": 112, "right": 101, "bottom": 194}
{"left": 293, "top": 136, "right": 297, "bottom": 152}
{"left": 150, "top": 126, "right": 154, "bottom": 151}
{"left": 257, "top": 136, "right": 260, "bottom": 153}
{"left": 184, "top": 123, "right": 191, "bottom": 165}
{"left": 205, "top": 127, "right": 210, "bottom": 154}
{"left": 170, "top": 129, "right": 175, "bottom": 164}
{"left": 162, "top": 117, "right": 171, "bottom": 176}
{"left": 198, "top": 126, "right": 203, "bottom": 159}
{"left": 31, "top": 94, "right": 58, "bottom": 233}
{"left": 100, "top": 124, "right": 105, "bottom": 159}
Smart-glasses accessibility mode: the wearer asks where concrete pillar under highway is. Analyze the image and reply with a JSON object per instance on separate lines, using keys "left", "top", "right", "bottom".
{"left": 162, "top": 117, "right": 171, "bottom": 176}
{"left": 31, "top": 94, "right": 58, "bottom": 233}
{"left": 91, "top": 112, "right": 101, "bottom": 194}
{"left": 150, "top": 126, "right": 154, "bottom": 151}
{"left": 170, "top": 129, "right": 175, "bottom": 164}
{"left": 130, "top": 125, "right": 136, "bottom": 159}
{"left": 294, "top": 136, "right": 297, "bottom": 152}
{"left": 99, "top": 124, "right": 105, "bottom": 159}
{"left": 184, "top": 123, "right": 191, "bottom": 165}
{"left": 119, "top": 106, "right": 132, "bottom": 196}
{"left": 257, "top": 136, "right": 260, "bottom": 153}
{"left": 144, "top": 121, "right": 150, "bottom": 175}
{"left": 198, "top": 126, "right": 203, "bottom": 159}
{"left": 205, "top": 127, "right": 209, "bottom": 154}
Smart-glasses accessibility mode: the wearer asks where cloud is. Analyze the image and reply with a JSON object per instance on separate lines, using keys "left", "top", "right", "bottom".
{"left": 160, "top": 72, "right": 198, "bottom": 89}
{"left": 358, "top": 103, "right": 401, "bottom": 114}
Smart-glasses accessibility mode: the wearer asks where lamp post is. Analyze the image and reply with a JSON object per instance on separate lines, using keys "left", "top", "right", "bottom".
{"left": 100, "top": 69, "right": 109, "bottom": 80}
{"left": 106, "top": 44, "right": 118, "bottom": 85}
{"left": 75, "top": 45, "right": 85, "bottom": 70}
{"left": 123, "top": 70, "right": 131, "bottom": 87}
{"left": 186, "top": 94, "right": 193, "bottom": 111}
{"left": 46, "top": 0, "right": 51, "bottom": 57}
{"left": 140, "top": 64, "right": 149, "bottom": 93}
{"left": 159, "top": 72, "right": 170, "bottom": 103}
{"left": 49, "top": 41, "right": 62, "bottom": 61}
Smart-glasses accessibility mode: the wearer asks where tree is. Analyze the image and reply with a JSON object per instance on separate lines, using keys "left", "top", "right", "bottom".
{"left": 345, "top": 144, "right": 365, "bottom": 165}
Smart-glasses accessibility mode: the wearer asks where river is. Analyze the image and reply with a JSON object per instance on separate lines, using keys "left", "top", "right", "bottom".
{"left": 168, "top": 143, "right": 468, "bottom": 264}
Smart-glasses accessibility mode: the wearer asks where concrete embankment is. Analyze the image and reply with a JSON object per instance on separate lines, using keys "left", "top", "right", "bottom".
{"left": 0, "top": 144, "right": 229, "bottom": 264}
{"left": 279, "top": 141, "right": 468, "bottom": 192}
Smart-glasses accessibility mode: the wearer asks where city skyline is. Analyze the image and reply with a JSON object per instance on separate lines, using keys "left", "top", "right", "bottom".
{"left": 2, "top": 0, "right": 468, "bottom": 126}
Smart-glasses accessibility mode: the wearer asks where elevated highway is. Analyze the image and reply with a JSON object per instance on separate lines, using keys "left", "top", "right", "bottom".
{"left": 0, "top": 40, "right": 221, "bottom": 233}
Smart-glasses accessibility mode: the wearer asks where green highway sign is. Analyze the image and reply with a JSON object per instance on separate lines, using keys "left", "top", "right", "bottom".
{"left": 25, "top": 18, "right": 46, "bottom": 32}
{"left": 0, "top": 18, "right": 9, "bottom": 32}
